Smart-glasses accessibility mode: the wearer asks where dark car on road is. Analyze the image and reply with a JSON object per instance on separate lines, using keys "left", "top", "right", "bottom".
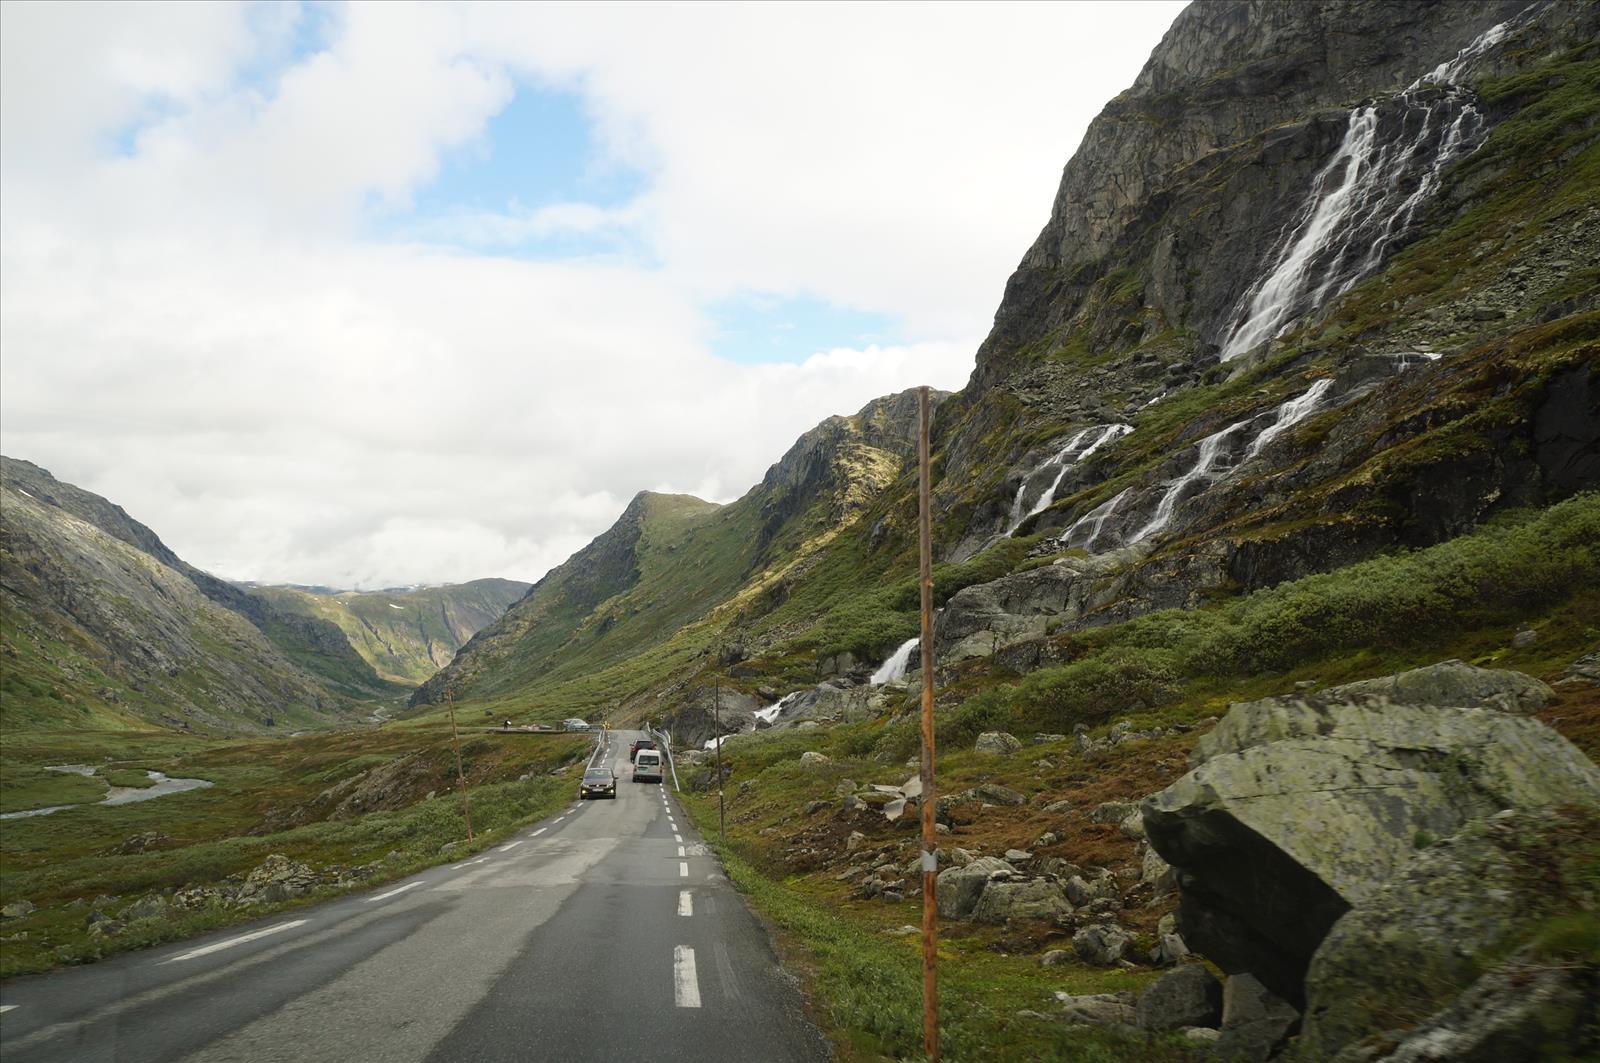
{"left": 580, "top": 766, "right": 617, "bottom": 799}
{"left": 629, "top": 738, "right": 656, "bottom": 762}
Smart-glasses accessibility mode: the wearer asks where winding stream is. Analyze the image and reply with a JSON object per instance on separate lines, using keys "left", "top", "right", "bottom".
{"left": 0, "top": 766, "right": 213, "bottom": 820}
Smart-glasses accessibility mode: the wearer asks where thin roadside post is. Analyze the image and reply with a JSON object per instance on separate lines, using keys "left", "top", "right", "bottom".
{"left": 446, "top": 689, "right": 474, "bottom": 841}
{"left": 917, "top": 385, "right": 940, "bottom": 1063}
{"left": 713, "top": 678, "right": 726, "bottom": 842}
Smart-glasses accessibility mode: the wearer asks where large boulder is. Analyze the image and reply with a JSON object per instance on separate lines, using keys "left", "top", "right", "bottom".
{"left": 971, "top": 878, "right": 1072, "bottom": 924}
{"left": 1143, "top": 686, "right": 1600, "bottom": 1004}
{"left": 935, "top": 857, "right": 1017, "bottom": 920}
{"left": 1299, "top": 806, "right": 1600, "bottom": 1062}
{"left": 1135, "top": 963, "right": 1223, "bottom": 1032}
{"left": 1316, "top": 659, "right": 1552, "bottom": 715}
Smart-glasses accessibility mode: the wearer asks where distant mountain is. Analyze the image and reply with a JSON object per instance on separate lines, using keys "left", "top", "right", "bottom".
{"left": 0, "top": 457, "right": 396, "bottom": 732}
{"left": 410, "top": 388, "right": 943, "bottom": 713}
{"left": 249, "top": 579, "right": 529, "bottom": 685}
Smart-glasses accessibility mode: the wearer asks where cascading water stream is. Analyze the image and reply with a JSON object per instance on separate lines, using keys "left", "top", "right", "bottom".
{"left": 1129, "top": 421, "right": 1249, "bottom": 543}
{"left": 1005, "top": 424, "right": 1132, "bottom": 534}
{"left": 1060, "top": 488, "right": 1131, "bottom": 552}
{"left": 871, "top": 637, "right": 919, "bottom": 685}
{"left": 1244, "top": 378, "right": 1334, "bottom": 461}
{"left": 1062, "top": 378, "right": 1337, "bottom": 553}
{"left": 1217, "top": 15, "right": 1522, "bottom": 360}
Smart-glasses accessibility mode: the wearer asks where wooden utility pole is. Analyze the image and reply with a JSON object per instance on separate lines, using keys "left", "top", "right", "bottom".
{"left": 917, "top": 385, "right": 940, "bottom": 1063}
{"left": 446, "top": 689, "right": 474, "bottom": 841}
{"left": 713, "top": 678, "right": 726, "bottom": 842}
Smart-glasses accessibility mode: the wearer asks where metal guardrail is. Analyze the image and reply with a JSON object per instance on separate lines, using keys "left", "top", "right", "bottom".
{"left": 649, "top": 726, "right": 680, "bottom": 792}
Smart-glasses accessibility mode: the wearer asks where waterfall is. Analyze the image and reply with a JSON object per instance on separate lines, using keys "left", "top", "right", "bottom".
{"left": 755, "top": 691, "right": 801, "bottom": 724}
{"left": 1005, "top": 423, "right": 1132, "bottom": 534}
{"left": 1061, "top": 487, "right": 1131, "bottom": 552}
{"left": 1217, "top": 16, "right": 1518, "bottom": 361}
{"left": 1129, "top": 421, "right": 1250, "bottom": 543}
{"left": 1244, "top": 378, "right": 1334, "bottom": 461}
{"left": 871, "top": 637, "right": 919, "bottom": 685}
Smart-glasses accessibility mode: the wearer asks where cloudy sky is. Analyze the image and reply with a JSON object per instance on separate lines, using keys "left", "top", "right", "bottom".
{"left": 1, "top": 0, "right": 1184, "bottom": 589}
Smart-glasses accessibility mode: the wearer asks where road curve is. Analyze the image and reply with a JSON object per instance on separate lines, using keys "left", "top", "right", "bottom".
{"left": 0, "top": 731, "right": 828, "bottom": 1063}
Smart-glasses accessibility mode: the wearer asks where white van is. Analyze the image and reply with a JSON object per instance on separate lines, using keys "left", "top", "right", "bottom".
{"left": 632, "top": 748, "right": 663, "bottom": 783}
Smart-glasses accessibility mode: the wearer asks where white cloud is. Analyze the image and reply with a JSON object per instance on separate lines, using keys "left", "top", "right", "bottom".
{"left": 1, "top": 0, "right": 1183, "bottom": 587}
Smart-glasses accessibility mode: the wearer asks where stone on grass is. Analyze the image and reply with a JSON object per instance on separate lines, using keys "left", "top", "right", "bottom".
{"left": 1043, "top": 799, "right": 1073, "bottom": 814}
{"left": 1056, "top": 991, "right": 1137, "bottom": 1026}
{"left": 1136, "top": 963, "right": 1223, "bottom": 1032}
{"left": 1039, "top": 949, "right": 1071, "bottom": 967}
{"left": 802, "top": 799, "right": 828, "bottom": 815}
{"left": 972, "top": 878, "right": 1071, "bottom": 924}
{"left": 934, "top": 857, "right": 1017, "bottom": 920}
{"left": 799, "top": 751, "right": 831, "bottom": 767}
{"left": 845, "top": 830, "right": 866, "bottom": 851}
{"left": 973, "top": 783, "right": 1026, "bottom": 806}
{"left": 1323, "top": 659, "right": 1552, "bottom": 714}
{"left": 1184, "top": 1027, "right": 1222, "bottom": 1044}
{"left": 1149, "top": 933, "right": 1190, "bottom": 967}
{"left": 1, "top": 900, "right": 36, "bottom": 919}
{"left": 975, "top": 731, "right": 1022, "bottom": 755}
{"left": 1072, "top": 923, "right": 1130, "bottom": 966}
{"left": 1090, "top": 800, "right": 1136, "bottom": 824}
{"left": 1216, "top": 973, "right": 1300, "bottom": 1063}
{"left": 123, "top": 893, "right": 169, "bottom": 922}
{"left": 1004, "top": 848, "right": 1032, "bottom": 862}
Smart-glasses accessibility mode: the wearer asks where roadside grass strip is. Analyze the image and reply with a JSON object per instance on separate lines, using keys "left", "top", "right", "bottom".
{"left": 366, "top": 882, "right": 423, "bottom": 903}
{"left": 158, "top": 920, "right": 308, "bottom": 964}
{"left": 673, "top": 946, "right": 701, "bottom": 1008}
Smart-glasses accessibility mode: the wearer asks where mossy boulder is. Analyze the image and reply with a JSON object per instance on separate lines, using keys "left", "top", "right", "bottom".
{"left": 1143, "top": 683, "right": 1600, "bottom": 1004}
{"left": 1297, "top": 806, "right": 1600, "bottom": 1062}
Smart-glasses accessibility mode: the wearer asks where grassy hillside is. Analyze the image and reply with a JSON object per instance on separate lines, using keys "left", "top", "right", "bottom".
{"left": 251, "top": 578, "right": 529, "bottom": 685}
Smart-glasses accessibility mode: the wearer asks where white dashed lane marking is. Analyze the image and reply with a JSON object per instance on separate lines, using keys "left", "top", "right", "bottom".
{"left": 677, "top": 846, "right": 686, "bottom": 857}
{"left": 678, "top": 891, "right": 693, "bottom": 917}
{"left": 674, "top": 946, "right": 701, "bottom": 1008}
{"left": 366, "top": 882, "right": 423, "bottom": 903}
{"left": 0, "top": 1004, "right": 18, "bottom": 1013}
{"left": 679, "top": 862, "right": 689, "bottom": 877}
{"left": 673, "top": 833, "right": 682, "bottom": 843}
{"left": 531, "top": 828, "right": 546, "bottom": 837}
{"left": 158, "top": 920, "right": 308, "bottom": 964}
{"left": 497, "top": 841, "right": 523, "bottom": 852}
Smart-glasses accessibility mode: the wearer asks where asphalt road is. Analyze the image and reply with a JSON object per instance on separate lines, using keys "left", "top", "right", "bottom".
{"left": 0, "top": 731, "right": 828, "bottom": 1063}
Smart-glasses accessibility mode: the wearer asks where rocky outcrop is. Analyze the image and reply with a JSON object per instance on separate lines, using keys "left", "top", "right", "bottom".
{"left": 1298, "top": 806, "right": 1599, "bottom": 1062}
{"left": 1318, "top": 659, "right": 1552, "bottom": 714}
{"left": 1142, "top": 671, "right": 1600, "bottom": 1004}
{"left": 935, "top": 552, "right": 1134, "bottom": 661}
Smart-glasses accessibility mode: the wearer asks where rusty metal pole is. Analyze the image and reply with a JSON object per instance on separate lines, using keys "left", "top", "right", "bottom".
{"left": 917, "top": 385, "right": 940, "bottom": 1063}
{"left": 713, "top": 678, "right": 726, "bottom": 842}
{"left": 446, "top": 689, "right": 474, "bottom": 841}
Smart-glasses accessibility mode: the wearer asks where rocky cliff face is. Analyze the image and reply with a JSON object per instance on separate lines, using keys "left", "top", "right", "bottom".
{"left": 1, "top": 459, "right": 372, "bottom": 732}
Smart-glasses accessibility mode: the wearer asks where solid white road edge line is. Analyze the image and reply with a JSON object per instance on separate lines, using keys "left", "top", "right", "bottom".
{"left": 678, "top": 891, "right": 693, "bottom": 917}
{"left": 158, "top": 920, "right": 308, "bottom": 964}
{"left": 366, "top": 882, "right": 423, "bottom": 903}
{"left": 674, "top": 946, "right": 702, "bottom": 1008}
{"left": 679, "top": 861, "right": 689, "bottom": 877}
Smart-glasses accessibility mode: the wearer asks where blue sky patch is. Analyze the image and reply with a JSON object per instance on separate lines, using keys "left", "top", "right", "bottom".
{"left": 708, "top": 293, "right": 901, "bottom": 365}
